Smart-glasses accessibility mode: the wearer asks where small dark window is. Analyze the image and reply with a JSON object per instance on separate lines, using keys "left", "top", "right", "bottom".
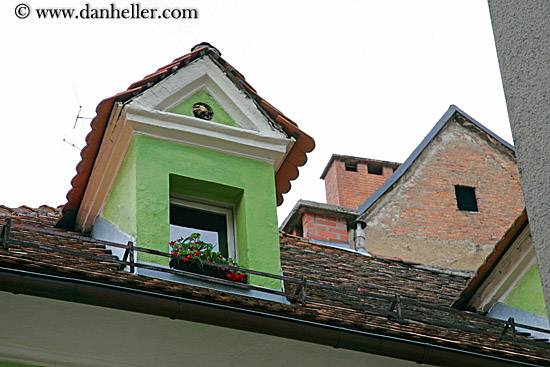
{"left": 345, "top": 162, "right": 357, "bottom": 172}
{"left": 455, "top": 185, "right": 478, "bottom": 212}
{"left": 368, "top": 163, "right": 383, "bottom": 175}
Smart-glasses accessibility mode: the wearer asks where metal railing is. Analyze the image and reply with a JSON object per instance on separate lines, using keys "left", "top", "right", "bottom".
{"left": 1, "top": 217, "right": 550, "bottom": 349}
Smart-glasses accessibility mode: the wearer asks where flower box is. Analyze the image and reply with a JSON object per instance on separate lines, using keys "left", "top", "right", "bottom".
{"left": 169, "top": 233, "right": 248, "bottom": 284}
{"left": 169, "top": 259, "right": 247, "bottom": 284}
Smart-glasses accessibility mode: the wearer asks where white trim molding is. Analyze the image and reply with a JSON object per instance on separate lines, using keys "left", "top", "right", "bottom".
{"left": 468, "top": 226, "right": 534, "bottom": 313}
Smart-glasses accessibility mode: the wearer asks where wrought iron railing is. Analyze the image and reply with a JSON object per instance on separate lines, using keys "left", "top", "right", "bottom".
{"left": 1, "top": 217, "right": 549, "bottom": 349}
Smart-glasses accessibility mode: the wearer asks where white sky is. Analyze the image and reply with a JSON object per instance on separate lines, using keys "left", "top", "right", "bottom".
{"left": 0, "top": 0, "right": 511, "bottom": 225}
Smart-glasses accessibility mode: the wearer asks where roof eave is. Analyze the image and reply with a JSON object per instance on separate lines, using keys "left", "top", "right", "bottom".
{"left": 0, "top": 266, "right": 537, "bottom": 367}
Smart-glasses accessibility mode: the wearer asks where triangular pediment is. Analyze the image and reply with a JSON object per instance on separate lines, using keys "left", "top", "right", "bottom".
{"left": 127, "top": 57, "right": 285, "bottom": 139}
{"left": 62, "top": 44, "right": 314, "bottom": 233}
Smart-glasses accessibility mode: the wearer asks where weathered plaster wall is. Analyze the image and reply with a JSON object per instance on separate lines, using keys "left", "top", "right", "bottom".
{"left": 0, "top": 292, "right": 431, "bottom": 367}
{"left": 362, "top": 117, "right": 524, "bottom": 269}
{"left": 504, "top": 263, "right": 547, "bottom": 317}
{"left": 488, "top": 0, "right": 550, "bottom": 320}
{"left": 102, "top": 135, "right": 281, "bottom": 288}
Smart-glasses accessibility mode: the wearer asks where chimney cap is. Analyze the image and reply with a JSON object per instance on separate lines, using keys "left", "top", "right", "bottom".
{"left": 350, "top": 220, "right": 367, "bottom": 230}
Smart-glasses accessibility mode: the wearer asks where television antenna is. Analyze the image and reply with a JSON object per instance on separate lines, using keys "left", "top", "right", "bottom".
{"left": 63, "top": 85, "right": 92, "bottom": 150}
{"left": 72, "top": 84, "right": 92, "bottom": 128}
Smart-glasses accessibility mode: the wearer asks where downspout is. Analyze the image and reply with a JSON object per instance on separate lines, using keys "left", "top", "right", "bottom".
{"left": 350, "top": 220, "right": 367, "bottom": 253}
{"left": 0, "top": 266, "right": 543, "bottom": 367}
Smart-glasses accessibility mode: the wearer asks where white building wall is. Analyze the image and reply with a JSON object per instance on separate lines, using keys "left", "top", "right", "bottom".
{"left": 0, "top": 292, "right": 429, "bottom": 367}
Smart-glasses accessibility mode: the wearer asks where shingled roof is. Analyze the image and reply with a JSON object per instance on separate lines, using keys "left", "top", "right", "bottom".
{"left": 60, "top": 43, "right": 315, "bottom": 227}
{"left": 1, "top": 209, "right": 549, "bottom": 366}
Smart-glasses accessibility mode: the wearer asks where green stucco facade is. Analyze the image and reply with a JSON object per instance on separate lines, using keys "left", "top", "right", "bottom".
{"left": 169, "top": 89, "right": 237, "bottom": 127}
{"left": 102, "top": 140, "right": 137, "bottom": 238}
{"left": 504, "top": 263, "right": 548, "bottom": 317}
{"left": 102, "top": 135, "right": 281, "bottom": 289}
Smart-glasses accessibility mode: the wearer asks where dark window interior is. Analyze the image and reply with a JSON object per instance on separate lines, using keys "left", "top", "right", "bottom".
{"left": 170, "top": 204, "right": 229, "bottom": 257}
{"left": 368, "top": 163, "right": 383, "bottom": 175}
{"left": 345, "top": 162, "right": 357, "bottom": 172}
{"left": 295, "top": 223, "right": 303, "bottom": 237}
{"left": 455, "top": 185, "right": 478, "bottom": 212}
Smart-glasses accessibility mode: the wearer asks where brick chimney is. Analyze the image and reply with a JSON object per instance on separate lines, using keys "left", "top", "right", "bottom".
{"left": 321, "top": 155, "right": 400, "bottom": 209}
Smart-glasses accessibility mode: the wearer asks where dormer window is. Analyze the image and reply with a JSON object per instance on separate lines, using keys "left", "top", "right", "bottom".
{"left": 169, "top": 198, "right": 236, "bottom": 259}
{"left": 84, "top": 47, "right": 313, "bottom": 290}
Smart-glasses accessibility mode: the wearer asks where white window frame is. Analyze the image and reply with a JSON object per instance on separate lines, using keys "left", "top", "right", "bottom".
{"left": 169, "top": 197, "right": 237, "bottom": 260}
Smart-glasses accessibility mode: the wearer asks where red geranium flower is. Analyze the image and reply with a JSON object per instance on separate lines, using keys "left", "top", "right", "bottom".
{"left": 227, "top": 272, "right": 240, "bottom": 281}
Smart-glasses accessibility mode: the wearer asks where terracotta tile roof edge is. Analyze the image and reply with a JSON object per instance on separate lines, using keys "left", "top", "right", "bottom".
{"left": 0, "top": 205, "right": 63, "bottom": 216}
{"left": 452, "top": 209, "right": 529, "bottom": 309}
{"left": 59, "top": 44, "right": 315, "bottom": 226}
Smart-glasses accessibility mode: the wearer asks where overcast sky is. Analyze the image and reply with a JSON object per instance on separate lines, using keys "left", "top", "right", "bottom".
{"left": 1, "top": 0, "right": 511, "bottom": 225}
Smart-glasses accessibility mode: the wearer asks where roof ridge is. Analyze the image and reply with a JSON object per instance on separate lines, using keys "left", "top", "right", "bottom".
{"left": 357, "top": 105, "right": 515, "bottom": 215}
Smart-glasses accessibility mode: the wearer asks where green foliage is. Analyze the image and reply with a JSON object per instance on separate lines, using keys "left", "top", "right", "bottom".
{"left": 170, "top": 233, "right": 246, "bottom": 282}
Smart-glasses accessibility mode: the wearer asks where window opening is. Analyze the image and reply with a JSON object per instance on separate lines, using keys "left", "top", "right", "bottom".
{"left": 368, "top": 163, "right": 383, "bottom": 175}
{"left": 170, "top": 199, "right": 235, "bottom": 259}
{"left": 345, "top": 162, "right": 357, "bottom": 172}
{"left": 455, "top": 185, "right": 478, "bottom": 212}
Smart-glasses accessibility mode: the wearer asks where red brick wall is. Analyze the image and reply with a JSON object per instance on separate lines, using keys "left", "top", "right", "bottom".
{"left": 362, "top": 119, "right": 525, "bottom": 269}
{"left": 384, "top": 136, "right": 523, "bottom": 245}
{"left": 302, "top": 213, "right": 349, "bottom": 242}
{"left": 324, "top": 161, "right": 395, "bottom": 209}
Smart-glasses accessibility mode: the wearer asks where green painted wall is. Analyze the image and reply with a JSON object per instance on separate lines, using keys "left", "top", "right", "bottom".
{"left": 504, "top": 263, "right": 548, "bottom": 317}
{"left": 102, "top": 135, "right": 281, "bottom": 289}
{"left": 0, "top": 362, "right": 43, "bottom": 367}
{"left": 169, "top": 89, "right": 238, "bottom": 128}
{"left": 102, "top": 140, "right": 137, "bottom": 237}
